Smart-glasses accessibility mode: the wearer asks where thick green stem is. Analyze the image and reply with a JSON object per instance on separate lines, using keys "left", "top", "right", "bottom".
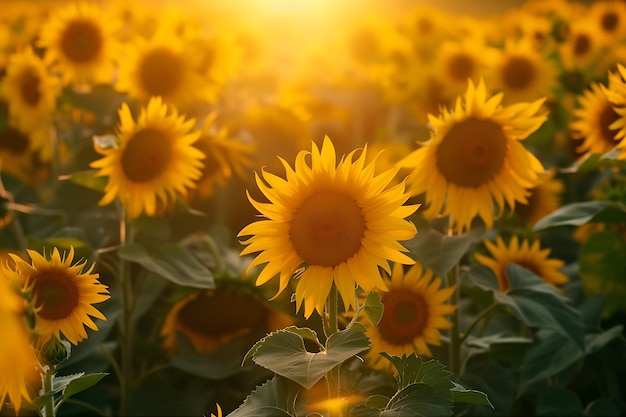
{"left": 118, "top": 211, "right": 133, "bottom": 416}
{"left": 459, "top": 302, "right": 499, "bottom": 345}
{"left": 41, "top": 367, "right": 56, "bottom": 417}
{"left": 324, "top": 284, "right": 342, "bottom": 417}
{"left": 447, "top": 263, "right": 461, "bottom": 377}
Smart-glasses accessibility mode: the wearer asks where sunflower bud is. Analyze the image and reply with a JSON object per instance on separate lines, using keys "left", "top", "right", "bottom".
{"left": 41, "top": 336, "right": 71, "bottom": 367}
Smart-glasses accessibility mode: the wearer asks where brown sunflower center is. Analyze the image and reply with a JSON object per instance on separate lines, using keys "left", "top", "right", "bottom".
{"left": 32, "top": 270, "right": 79, "bottom": 321}
{"left": 290, "top": 191, "right": 365, "bottom": 267}
{"left": 0, "top": 127, "right": 30, "bottom": 154}
{"left": 60, "top": 19, "right": 103, "bottom": 63}
{"left": 502, "top": 56, "right": 535, "bottom": 90}
{"left": 19, "top": 69, "right": 41, "bottom": 106}
{"left": 600, "top": 102, "right": 621, "bottom": 145}
{"left": 601, "top": 12, "right": 619, "bottom": 33}
{"left": 178, "top": 290, "right": 267, "bottom": 336}
{"left": 121, "top": 128, "right": 171, "bottom": 182}
{"left": 573, "top": 33, "right": 591, "bottom": 57}
{"left": 194, "top": 140, "right": 220, "bottom": 182}
{"left": 447, "top": 53, "right": 475, "bottom": 82}
{"left": 378, "top": 289, "right": 429, "bottom": 345}
{"left": 139, "top": 47, "right": 184, "bottom": 97}
{"left": 436, "top": 117, "right": 508, "bottom": 187}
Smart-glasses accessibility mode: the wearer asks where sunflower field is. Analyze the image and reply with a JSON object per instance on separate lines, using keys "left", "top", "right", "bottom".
{"left": 0, "top": 0, "right": 625, "bottom": 416}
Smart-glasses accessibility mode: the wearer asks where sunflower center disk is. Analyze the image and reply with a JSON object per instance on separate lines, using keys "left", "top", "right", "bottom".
{"left": 19, "top": 70, "right": 42, "bottom": 106}
{"left": 447, "top": 53, "right": 475, "bottom": 82}
{"left": 378, "top": 290, "right": 428, "bottom": 345}
{"left": 139, "top": 48, "right": 183, "bottom": 97}
{"left": 573, "top": 34, "right": 591, "bottom": 57}
{"left": 60, "top": 19, "right": 103, "bottom": 63}
{"left": 502, "top": 57, "right": 535, "bottom": 90}
{"left": 601, "top": 13, "right": 619, "bottom": 32}
{"left": 122, "top": 128, "right": 171, "bottom": 183}
{"left": 290, "top": 191, "right": 365, "bottom": 267}
{"left": 436, "top": 117, "right": 507, "bottom": 187}
{"left": 32, "top": 271, "right": 79, "bottom": 321}
{"left": 0, "top": 128, "right": 30, "bottom": 154}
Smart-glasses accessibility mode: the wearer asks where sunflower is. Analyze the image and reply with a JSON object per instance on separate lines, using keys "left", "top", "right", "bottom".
{"left": 189, "top": 114, "right": 254, "bottom": 200}
{"left": 161, "top": 288, "right": 293, "bottom": 355}
{"left": 588, "top": 1, "right": 626, "bottom": 43}
{"left": 0, "top": 46, "right": 60, "bottom": 130}
{"left": 487, "top": 37, "right": 559, "bottom": 105}
{"left": 398, "top": 79, "right": 547, "bottom": 233}
{"left": 0, "top": 272, "right": 39, "bottom": 414}
{"left": 475, "top": 235, "right": 569, "bottom": 292}
{"left": 604, "top": 64, "right": 626, "bottom": 154}
{"left": 570, "top": 81, "right": 621, "bottom": 155}
{"left": 8, "top": 247, "right": 110, "bottom": 346}
{"left": 114, "top": 27, "right": 206, "bottom": 109}
{"left": 37, "top": 1, "right": 121, "bottom": 86}
{"left": 514, "top": 169, "right": 564, "bottom": 228}
{"left": 90, "top": 96, "right": 205, "bottom": 219}
{"left": 365, "top": 262, "right": 455, "bottom": 369}
{"left": 238, "top": 136, "right": 418, "bottom": 318}
{"left": 0, "top": 116, "right": 52, "bottom": 184}
{"left": 557, "top": 18, "right": 606, "bottom": 74}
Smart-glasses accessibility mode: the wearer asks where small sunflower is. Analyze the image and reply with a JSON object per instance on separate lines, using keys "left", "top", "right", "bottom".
{"left": 90, "top": 96, "right": 205, "bottom": 219}
{"left": 8, "top": 247, "right": 110, "bottom": 346}
{"left": 475, "top": 235, "right": 569, "bottom": 292}
{"left": 0, "top": 273, "right": 39, "bottom": 414}
{"left": 0, "top": 116, "right": 52, "bottom": 184}
{"left": 588, "top": 1, "right": 626, "bottom": 43}
{"left": 161, "top": 288, "right": 293, "bottom": 355}
{"left": 365, "top": 262, "right": 456, "bottom": 370}
{"left": 115, "top": 27, "right": 206, "bottom": 109}
{"left": 37, "top": 1, "right": 121, "bottom": 86}
{"left": 514, "top": 169, "right": 564, "bottom": 228}
{"left": 488, "top": 37, "right": 559, "bottom": 105}
{"left": 190, "top": 114, "right": 254, "bottom": 200}
{"left": 398, "top": 79, "right": 547, "bottom": 233}
{"left": 1, "top": 46, "right": 60, "bottom": 130}
{"left": 570, "top": 81, "right": 621, "bottom": 156}
{"left": 557, "top": 18, "right": 606, "bottom": 73}
{"left": 238, "top": 136, "right": 418, "bottom": 318}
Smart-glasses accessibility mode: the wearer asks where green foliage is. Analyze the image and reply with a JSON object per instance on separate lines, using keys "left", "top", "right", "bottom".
{"left": 227, "top": 376, "right": 300, "bottom": 417}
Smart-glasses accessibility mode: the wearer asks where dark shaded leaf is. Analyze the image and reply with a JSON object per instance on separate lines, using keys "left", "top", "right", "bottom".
{"left": 226, "top": 376, "right": 300, "bottom": 417}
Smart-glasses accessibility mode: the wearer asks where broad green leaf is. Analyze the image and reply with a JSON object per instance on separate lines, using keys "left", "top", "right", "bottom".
{"left": 536, "top": 387, "right": 582, "bottom": 416}
{"left": 226, "top": 375, "right": 300, "bottom": 417}
{"left": 579, "top": 231, "right": 626, "bottom": 317}
{"left": 62, "top": 373, "right": 108, "bottom": 400}
{"left": 119, "top": 242, "right": 214, "bottom": 289}
{"left": 467, "top": 264, "right": 585, "bottom": 351}
{"left": 60, "top": 170, "right": 108, "bottom": 192}
{"left": 457, "top": 361, "right": 516, "bottom": 417}
{"left": 533, "top": 201, "right": 611, "bottom": 231}
{"left": 52, "top": 372, "right": 84, "bottom": 394}
{"left": 378, "top": 352, "right": 454, "bottom": 393}
{"left": 248, "top": 328, "right": 370, "bottom": 389}
{"left": 365, "top": 395, "right": 391, "bottom": 409}
{"left": 561, "top": 149, "right": 625, "bottom": 173}
{"left": 281, "top": 326, "right": 324, "bottom": 349}
{"left": 450, "top": 382, "right": 494, "bottom": 408}
{"left": 381, "top": 383, "right": 452, "bottom": 417}
{"left": 405, "top": 217, "right": 485, "bottom": 278}
{"left": 362, "top": 291, "right": 384, "bottom": 328}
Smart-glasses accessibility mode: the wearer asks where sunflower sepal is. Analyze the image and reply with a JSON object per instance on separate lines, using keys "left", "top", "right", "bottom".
{"left": 40, "top": 336, "right": 71, "bottom": 367}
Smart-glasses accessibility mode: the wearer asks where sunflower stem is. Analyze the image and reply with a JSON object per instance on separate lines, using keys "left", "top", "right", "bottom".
{"left": 324, "top": 284, "right": 343, "bottom": 417}
{"left": 118, "top": 209, "right": 134, "bottom": 416}
{"left": 447, "top": 259, "right": 461, "bottom": 377}
{"left": 458, "top": 302, "right": 499, "bottom": 345}
{"left": 41, "top": 366, "right": 56, "bottom": 417}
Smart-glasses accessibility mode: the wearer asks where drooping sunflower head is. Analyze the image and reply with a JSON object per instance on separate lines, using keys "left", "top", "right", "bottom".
{"left": 8, "top": 246, "right": 110, "bottom": 346}
{"left": 475, "top": 235, "right": 569, "bottom": 292}
{"left": 488, "top": 36, "right": 559, "bottom": 105}
{"left": 398, "top": 79, "right": 547, "bottom": 233}
{"left": 0, "top": 46, "right": 61, "bottom": 129}
{"left": 160, "top": 287, "right": 293, "bottom": 355}
{"left": 570, "top": 81, "right": 622, "bottom": 155}
{"left": 0, "top": 273, "right": 39, "bottom": 414}
{"left": 37, "top": 1, "right": 121, "bottom": 86}
{"left": 90, "top": 96, "right": 205, "bottom": 219}
{"left": 238, "top": 136, "right": 418, "bottom": 318}
{"left": 115, "top": 27, "right": 206, "bottom": 109}
{"left": 365, "top": 262, "right": 455, "bottom": 370}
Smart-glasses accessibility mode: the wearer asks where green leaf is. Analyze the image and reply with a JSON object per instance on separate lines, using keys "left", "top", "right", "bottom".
{"left": 60, "top": 170, "right": 108, "bottom": 192}
{"left": 365, "top": 395, "right": 391, "bottom": 409}
{"left": 27, "top": 235, "right": 95, "bottom": 264}
{"left": 468, "top": 264, "right": 585, "bottom": 351}
{"left": 362, "top": 291, "right": 384, "bottom": 328}
{"left": 579, "top": 231, "right": 626, "bottom": 317}
{"left": 62, "top": 373, "right": 108, "bottom": 400}
{"left": 226, "top": 375, "right": 300, "bottom": 417}
{"left": 378, "top": 353, "right": 454, "bottom": 393}
{"left": 405, "top": 217, "right": 485, "bottom": 278}
{"left": 119, "top": 242, "right": 214, "bottom": 289}
{"left": 281, "top": 325, "right": 323, "bottom": 348}
{"left": 536, "top": 386, "right": 583, "bottom": 416}
{"left": 248, "top": 328, "right": 370, "bottom": 389}
{"left": 584, "top": 398, "right": 622, "bottom": 416}
{"left": 381, "top": 383, "right": 452, "bottom": 417}
{"left": 450, "top": 382, "right": 494, "bottom": 408}
{"left": 533, "top": 201, "right": 612, "bottom": 231}
{"left": 561, "top": 149, "right": 625, "bottom": 173}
